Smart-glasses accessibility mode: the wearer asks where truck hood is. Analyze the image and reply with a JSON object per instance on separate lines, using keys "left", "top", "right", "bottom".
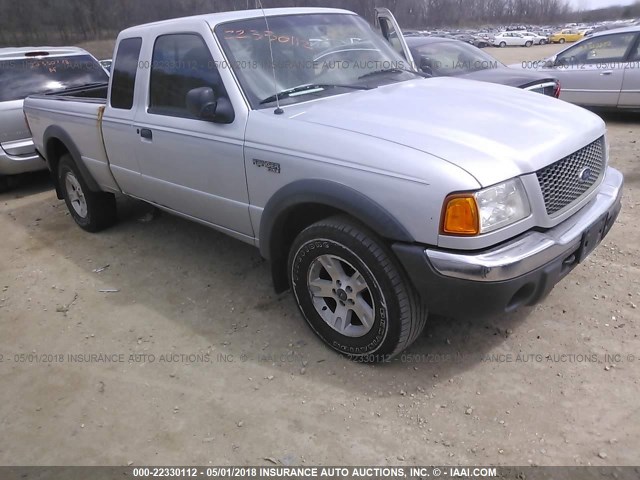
{"left": 283, "top": 77, "right": 605, "bottom": 187}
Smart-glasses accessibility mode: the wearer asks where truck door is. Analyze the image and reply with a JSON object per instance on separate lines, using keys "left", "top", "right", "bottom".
{"left": 374, "top": 8, "right": 417, "bottom": 71}
{"left": 132, "top": 30, "right": 253, "bottom": 238}
{"left": 102, "top": 37, "right": 146, "bottom": 196}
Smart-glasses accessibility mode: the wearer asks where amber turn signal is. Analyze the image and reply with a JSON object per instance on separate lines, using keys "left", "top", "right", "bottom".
{"left": 441, "top": 195, "right": 480, "bottom": 235}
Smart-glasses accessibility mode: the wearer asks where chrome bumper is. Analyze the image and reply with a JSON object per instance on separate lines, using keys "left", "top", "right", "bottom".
{"left": 426, "top": 166, "right": 623, "bottom": 282}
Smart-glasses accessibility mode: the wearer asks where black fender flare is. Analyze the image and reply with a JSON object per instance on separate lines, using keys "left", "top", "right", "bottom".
{"left": 259, "top": 179, "right": 414, "bottom": 291}
{"left": 43, "top": 125, "right": 101, "bottom": 193}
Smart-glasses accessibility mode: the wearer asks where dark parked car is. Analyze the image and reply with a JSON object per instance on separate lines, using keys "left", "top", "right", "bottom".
{"left": 405, "top": 36, "right": 560, "bottom": 97}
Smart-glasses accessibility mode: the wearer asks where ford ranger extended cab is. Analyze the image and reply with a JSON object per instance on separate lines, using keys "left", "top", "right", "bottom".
{"left": 24, "top": 8, "right": 623, "bottom": 360}
{"left": 0, "top": 46, "right": 108, "bottom": 191}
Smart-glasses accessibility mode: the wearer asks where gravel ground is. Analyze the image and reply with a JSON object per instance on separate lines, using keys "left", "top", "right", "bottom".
{"left": 1, "top": 41, "right": 639, "bottom": 467}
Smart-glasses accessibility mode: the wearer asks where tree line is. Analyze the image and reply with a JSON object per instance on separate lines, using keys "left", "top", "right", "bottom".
{"left": 0, "top": 0, "right": 634, "bottom": 46}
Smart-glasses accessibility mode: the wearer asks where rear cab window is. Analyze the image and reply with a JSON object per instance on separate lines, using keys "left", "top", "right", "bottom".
{"left": 110, "top": 37, "right": 143, "bottom": 110}
{"left": 0, "top": 54, "right": 108, "bottom": 102}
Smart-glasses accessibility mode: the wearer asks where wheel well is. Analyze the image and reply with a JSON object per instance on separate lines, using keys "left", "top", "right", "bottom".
{"left": 269, "top": 203, "right": 344, "bottom": 293}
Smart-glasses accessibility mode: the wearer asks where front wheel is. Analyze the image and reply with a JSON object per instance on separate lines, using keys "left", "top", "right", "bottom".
{"left": 525, "top": 41, "right": 533, "bottom": 47}
{"left": 288, "top": 216, "right": 428, "bottom": 361}
{"left": 58, "top": 154, "right": 117, "bottom": 232}
{"left": 499, "top": 41, "right": 507, "bottom": 48}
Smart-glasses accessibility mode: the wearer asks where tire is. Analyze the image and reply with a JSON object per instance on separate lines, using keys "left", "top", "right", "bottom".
{"left": 559, "top": 38, "right": 566, "bottom": 44}
{"left": 540, "top": 39, "right": 547, "bottom": 45}
{"left": 288, "top": 215, "right": 428, "bottom": 361}
{"left": 525, "top": 41, "right": 533, "bottom": 47}
{"left": 499, "top": 41, "right": 506, "bottom": 48}
{"left": 58, "top": 154, "right": 117, "bottom": 232}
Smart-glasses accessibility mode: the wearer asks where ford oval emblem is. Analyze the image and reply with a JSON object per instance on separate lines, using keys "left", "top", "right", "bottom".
{"left": 578, "top": 167, "right": 592, "bottom": 183}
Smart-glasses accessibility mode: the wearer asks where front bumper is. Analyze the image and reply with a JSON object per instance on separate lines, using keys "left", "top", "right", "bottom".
{"left": 0, "top": 150, "right": 46, "bottom": 176}
{"left": 393, "top": 167, "right": 623, "bottom": 318}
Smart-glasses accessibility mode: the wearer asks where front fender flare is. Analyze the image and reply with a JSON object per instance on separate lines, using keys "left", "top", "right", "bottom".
{"left": 259, "top": 179, "right": 414, "bottom": 292}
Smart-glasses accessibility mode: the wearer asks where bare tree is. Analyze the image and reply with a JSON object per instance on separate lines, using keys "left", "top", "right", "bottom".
{"left": 2, "top": 0, "right": 621, "bottom": 48}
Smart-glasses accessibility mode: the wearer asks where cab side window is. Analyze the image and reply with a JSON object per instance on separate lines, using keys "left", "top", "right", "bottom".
{"left": 149, "top": 33, "right": 228, "bottom": 118}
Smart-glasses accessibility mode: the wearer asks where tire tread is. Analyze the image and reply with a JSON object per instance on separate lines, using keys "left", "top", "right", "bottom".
{"left": 298, "top": 215, "right": 428, "bottom": 358}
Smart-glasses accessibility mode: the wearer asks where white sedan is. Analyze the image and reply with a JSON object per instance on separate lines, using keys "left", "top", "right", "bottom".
{"left": 493, "top": 32, "right": 533, "bottom": 47}
{"left": 521, "top": 32, "right": 548, "bottom": 45}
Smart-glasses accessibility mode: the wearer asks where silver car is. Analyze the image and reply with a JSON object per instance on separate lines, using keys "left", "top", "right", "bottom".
{"left": 524, "top": 26, "right": 640, "bottom": 108}
{"left": 0, "top": 47, "right": 108, "bottom": 191}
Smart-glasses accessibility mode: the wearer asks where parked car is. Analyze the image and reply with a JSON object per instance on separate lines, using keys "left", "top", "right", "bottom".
{"left": 521, "top": 31, "right": 549, "bottom": 45}
{"left": 24, "top": 7, "right": 622, "bottom": 360}
{"left": 549, "top": 29, "right": 584, "bottom": 43}
{"left": 0, "top": 47, "right": 108, "bottom": 191}
{"left": 406, "top": 37, "right": 560, "bottom": 96}
{"left": 493, "top": 32, "right": 533, "bottom": 47}
{"left": 451, "top": 33, "right": 476, "bottom": 44}
{"left": 517, "top": 26, "right": 640, "bottom": 108}
{"left": 472, "top": 36, "right": 492, "bottom": 48}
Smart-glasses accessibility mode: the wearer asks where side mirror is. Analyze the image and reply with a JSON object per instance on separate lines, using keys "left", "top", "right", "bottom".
{"left": 213, "top": 97, "right": 235, "bottom": 124}
{"left": 419, "top": 56, "right": 433, "bottom": 76}
{"left": 185, "top": 87, "right": 234, "bottom": 124}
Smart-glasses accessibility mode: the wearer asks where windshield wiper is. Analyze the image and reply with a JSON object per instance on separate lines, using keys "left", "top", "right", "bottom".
{"left": 357, "top": 68, "right": 425, "bottom": 80}
{"left": 259, "top": 84, "right": 370, "bottom": 105}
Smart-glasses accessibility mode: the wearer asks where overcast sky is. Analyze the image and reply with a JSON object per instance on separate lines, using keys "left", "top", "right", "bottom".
{"left": 572, "top": 0, "right": 637, "bottom": 10}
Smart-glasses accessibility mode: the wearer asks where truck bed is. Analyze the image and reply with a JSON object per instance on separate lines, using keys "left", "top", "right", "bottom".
{"left": 23, "top": 83, "right": 120, "bottom": 193}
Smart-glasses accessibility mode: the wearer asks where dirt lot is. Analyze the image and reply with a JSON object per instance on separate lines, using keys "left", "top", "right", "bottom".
{"left": 1, "top": 42, "right": 639, "bottom": 467}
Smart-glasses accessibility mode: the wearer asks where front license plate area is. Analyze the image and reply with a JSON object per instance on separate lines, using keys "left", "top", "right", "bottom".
{"left": 578, "top": 214, "right": 608, "bottom": 263}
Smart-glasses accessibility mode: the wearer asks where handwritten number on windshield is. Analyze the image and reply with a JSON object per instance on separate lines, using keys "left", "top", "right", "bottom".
{"left": 224, "top": 30, "right": 312, "bottom": 49}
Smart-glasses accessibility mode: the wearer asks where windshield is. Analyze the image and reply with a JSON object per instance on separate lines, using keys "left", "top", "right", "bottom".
{"left": 411, "top": 41, "right": 502, "bottom": 76}
{"left": 0, "top": 54, "right": 108, "bottom": 102}
{"left": 215, "top": 13, "right": 420, "bottom": 108}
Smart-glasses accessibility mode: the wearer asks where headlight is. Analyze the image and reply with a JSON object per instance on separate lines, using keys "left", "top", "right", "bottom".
{"left": 441, "top": 178, "right": 531, "bottom": 236}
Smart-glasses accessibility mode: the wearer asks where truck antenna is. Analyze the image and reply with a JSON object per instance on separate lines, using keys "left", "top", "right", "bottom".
{"left": 257, "top": 0, "right": 284, "bottom": 115}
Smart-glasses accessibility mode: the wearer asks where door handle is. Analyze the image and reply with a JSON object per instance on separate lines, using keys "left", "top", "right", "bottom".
{"left": 600, "top": 70, "right": 613, "bottom": 75}
{"left": 140, "top": 128, "right": 153, "bottom": 140}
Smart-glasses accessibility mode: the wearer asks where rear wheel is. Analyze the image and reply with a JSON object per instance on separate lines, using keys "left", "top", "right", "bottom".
{"left": 499, "top": 41, "right": 507, "bottom": 48}
{"left": 288, "top": 215, "right": 428, "bottom": 361}
{"left": 58, "top": 154, "right": 117, "bottom": 232}
{"left": 559, "top": 38, "right": 566, "bottom": 44}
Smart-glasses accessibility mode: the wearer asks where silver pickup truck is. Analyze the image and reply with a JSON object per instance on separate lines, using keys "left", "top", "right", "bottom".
{"left": 24, "top": 7, "right": 623, "bottom": 360}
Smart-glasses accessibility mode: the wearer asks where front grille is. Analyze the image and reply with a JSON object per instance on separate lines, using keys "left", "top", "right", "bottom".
{"left": 536, "top": 136, "right": 605, "bottom": 216}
